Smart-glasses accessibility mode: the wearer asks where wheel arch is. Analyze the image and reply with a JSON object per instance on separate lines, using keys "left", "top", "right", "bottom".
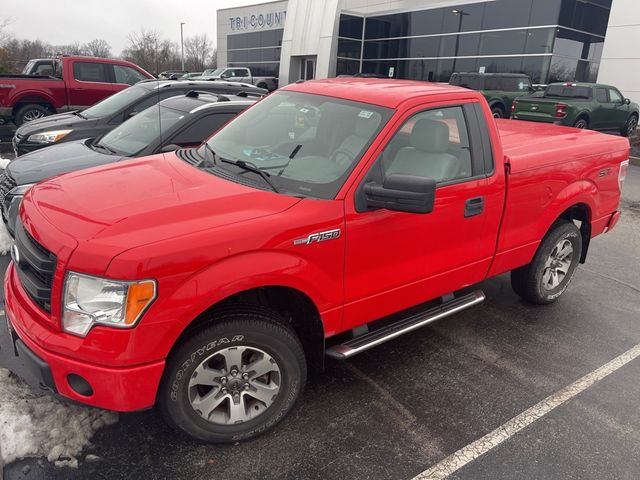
{"left": 174, "top": 285, "right": 326, "bottom": 371}
{"left": 157, "top": 251, "right": 336, "bottom": 373}
{"left": 12, "top": 93, "right": 57, "bottom": 114}
{"left": 543, "top": 197, "right": 593, "bottom": 264}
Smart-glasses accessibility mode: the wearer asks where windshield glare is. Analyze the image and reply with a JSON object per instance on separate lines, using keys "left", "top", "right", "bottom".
{"left": 207, "top": 91, "right": 392, "bottom": 199}
{"left": 206, "top": 68, "right": 225, "bottom": 76}
{"left": 99, "top": 104, "right": 185, "bottom": 156}
{"left": 82, "top": 85, "right": 149, "bottom": 119}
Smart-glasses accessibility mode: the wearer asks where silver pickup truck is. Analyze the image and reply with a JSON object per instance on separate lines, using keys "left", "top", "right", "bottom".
{"left": 201, "top": 67, "right": 278, "bottom": 91}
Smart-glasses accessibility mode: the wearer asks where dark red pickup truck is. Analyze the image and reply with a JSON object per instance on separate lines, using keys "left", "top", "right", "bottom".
{"left": 0, "top": 55, "right": 153, "bottom": 125}
{"left": 1, "top": 78, "right": 629, "bottom": 443}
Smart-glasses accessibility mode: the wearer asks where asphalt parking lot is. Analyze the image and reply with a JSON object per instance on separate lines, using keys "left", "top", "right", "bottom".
{"left": 1, "top": 139, "right": 640, "bottom": 480}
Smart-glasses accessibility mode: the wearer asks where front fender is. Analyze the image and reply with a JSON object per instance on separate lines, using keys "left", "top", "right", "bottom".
{"left": 142, "top": 250, "right": 343, "bottom": 360}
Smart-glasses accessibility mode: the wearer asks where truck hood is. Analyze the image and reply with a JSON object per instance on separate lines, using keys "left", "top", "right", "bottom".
{"left": 15, "top": 112, "right": 90, "bottom": 137}
{"left": 7, "top": 139, "right": 125, "bottom": 185}
{"left": 24, "top": 152, "right": 301, "bottom": 247}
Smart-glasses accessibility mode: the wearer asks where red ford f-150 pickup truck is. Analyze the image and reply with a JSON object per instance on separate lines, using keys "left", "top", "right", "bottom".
{"left": 0, "top": 55, "right": 153, "bottom": 125}
{"left": 1, "top": 78, "right": 629, "bottom": 443}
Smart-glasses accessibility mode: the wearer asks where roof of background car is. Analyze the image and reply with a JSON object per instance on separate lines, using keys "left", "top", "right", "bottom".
{"left": 159, "top": 94, "right": 256, "bottom": 113}
{"left": 282, "top": 78, "right": 474, "bottom": 109}
{"left": 135, "top": 79, "right": 263, "bottom": 91}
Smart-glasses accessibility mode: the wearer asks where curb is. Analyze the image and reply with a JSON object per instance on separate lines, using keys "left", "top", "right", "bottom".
{"left": 630, "top": 156, "right": 640, "bottom": 167}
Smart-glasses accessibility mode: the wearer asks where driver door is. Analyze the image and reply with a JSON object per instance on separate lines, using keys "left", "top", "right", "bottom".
{"left": 606, "top": 87, "right": 630, "bottom": 131}
{"left": 342, "top": 102, "right": 504, "bottom": 330}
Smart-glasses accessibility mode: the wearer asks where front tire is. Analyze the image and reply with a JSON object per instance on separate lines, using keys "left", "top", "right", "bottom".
{"left": 511, "top": 221, "right": 582, "bottom": 305}
{"left": 622, "top": 114, "right": 638, "bottom": 138}
{"left": 14, "top": 104, "right": 50, "bottom": 126}
{"left": 158, "top": 308, "right": 306, "bottom": 443}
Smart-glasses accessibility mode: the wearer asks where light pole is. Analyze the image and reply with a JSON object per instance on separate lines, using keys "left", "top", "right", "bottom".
{"left": 451, "top": 9, "right": 469, "bottom": 75}
{"left": 180, "top": 22, "right": 186, "bottom": 71}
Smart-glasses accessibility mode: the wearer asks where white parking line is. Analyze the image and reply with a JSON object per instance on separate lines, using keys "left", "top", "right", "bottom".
{"left": 413, "top": 342, "right": 640, "bottom": 480}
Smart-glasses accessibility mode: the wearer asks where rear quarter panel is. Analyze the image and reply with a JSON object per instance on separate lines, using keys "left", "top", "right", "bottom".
{"left": 489, "top": 123, "right": 628, "bottom": 276}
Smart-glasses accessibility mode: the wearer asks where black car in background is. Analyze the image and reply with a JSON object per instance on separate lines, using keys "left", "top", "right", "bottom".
{"left": 1, "top": 91, "right": 259, "bottom": 235}
{"left": 12, "top": 79, "right": 266, "bottom": 155}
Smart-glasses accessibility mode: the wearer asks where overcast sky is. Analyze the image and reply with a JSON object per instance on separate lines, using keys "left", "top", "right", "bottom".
{"left": 2, "top": 0, "right": 257, "bottom": 54}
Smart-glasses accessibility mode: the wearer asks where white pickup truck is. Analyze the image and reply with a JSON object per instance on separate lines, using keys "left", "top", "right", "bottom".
{"left": 202, "top": 67, "right": 278, "bottom": 91}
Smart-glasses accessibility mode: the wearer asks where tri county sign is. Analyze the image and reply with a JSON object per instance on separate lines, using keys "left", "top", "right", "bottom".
{"left": 229, "top": 11, "right": 287, "bottom": 31}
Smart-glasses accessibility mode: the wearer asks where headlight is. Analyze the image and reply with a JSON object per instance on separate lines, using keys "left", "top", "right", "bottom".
{"left": 7, "top": 183, "right": 35, "bottom": 197}
{"left": 27, "top": 129, "right": 72, "bottom": 144}
{"left": 62, "top": 272, "right": 156, "bottom": 337}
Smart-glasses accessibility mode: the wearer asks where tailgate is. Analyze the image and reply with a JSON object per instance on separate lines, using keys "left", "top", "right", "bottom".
{"left": 512, "top": 97, "right": 559, "bottom": 121}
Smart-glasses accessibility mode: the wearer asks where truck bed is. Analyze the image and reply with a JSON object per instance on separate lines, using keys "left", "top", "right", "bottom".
{"left": 495, "top": 119, "right": 629, "bottom": 173}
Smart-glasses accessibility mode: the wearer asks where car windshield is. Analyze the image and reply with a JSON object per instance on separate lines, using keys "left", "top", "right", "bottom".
{"left": 98, "top": 104, "right": 186, "bottom": 156}
{"left": 206, "top": 91, "right": 393, "bottom": 199}
{"left": 82, "top": 85, "right": 149, "bottom": 119}
{"left": 206, "top": 68, "right": 225, "bottom": 76}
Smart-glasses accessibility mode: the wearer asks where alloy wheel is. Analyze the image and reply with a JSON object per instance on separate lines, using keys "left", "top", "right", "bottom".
{"left": 188, "top": 346, "right": 281, "bottom": 425}
{"left": 541, "top": 239, "right": 574, "bottom": 290}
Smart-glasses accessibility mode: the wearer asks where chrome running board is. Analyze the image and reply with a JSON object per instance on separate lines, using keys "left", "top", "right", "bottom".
{"left": 326, "top": 290, "right": 486, "bottom": 360}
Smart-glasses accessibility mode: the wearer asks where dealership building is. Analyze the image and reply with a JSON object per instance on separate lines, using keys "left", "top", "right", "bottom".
{"left": 217, "top": 0, "right": 636, "bottom": 96}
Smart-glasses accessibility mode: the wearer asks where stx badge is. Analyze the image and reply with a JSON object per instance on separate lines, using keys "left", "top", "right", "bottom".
{"left": 293, "top": 229, "right": 341, "bottom": 246}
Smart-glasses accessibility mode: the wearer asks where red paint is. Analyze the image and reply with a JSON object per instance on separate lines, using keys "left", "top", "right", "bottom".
{"left": 5, "top": 78, "right": 629, "bottom": 411}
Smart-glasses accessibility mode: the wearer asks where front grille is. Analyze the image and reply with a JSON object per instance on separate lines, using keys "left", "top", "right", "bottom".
{"left": 0, "top": 170, "right": 17, "bottom": 205}
{"left": 14, "top": 221, "right": 57, "bottom": 312}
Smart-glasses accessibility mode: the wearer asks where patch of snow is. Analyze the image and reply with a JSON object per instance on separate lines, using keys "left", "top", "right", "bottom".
{"left": 0, "top": 221, "right": 13, "bottom": 255}
{"left": 0, "top": 368, "right": 118, "bottom": 466}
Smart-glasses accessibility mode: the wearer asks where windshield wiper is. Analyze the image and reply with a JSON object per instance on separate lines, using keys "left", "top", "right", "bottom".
{"left": 219, "top": 157, "right": 279, "bottom": 193}
{"left": 92, "top": 142, "right": 117, "bottom": 155}
{"left": 72, "top": 111, "right": 87, "bottom": 119}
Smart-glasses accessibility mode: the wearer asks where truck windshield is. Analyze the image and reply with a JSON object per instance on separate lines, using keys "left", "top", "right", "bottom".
{"left": 206, "top": 91, "right": 393, "bottom": 199}
{"left": 206, "top": 68, "right": 225, "bottom": 76}
{"left": 97, "top": 104, "right": 185, "bottom": 156}
{"left": 81, "top": 85, "right": 149, "bottom": 119}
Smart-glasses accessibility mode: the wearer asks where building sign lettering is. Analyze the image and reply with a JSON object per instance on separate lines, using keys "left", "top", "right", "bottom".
{"left": 229, "top": 11, "right": 286, "bottom": 31}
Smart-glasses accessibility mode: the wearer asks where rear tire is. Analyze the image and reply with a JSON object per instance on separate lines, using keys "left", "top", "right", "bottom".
{"left": 573, "top": 117, "right": 589, "bottom": 129}
{"left": 622, "top": 114, "right": 638, "bottom": 138}
{"left": 158, "top": 308, "right": 306, "bottom": 443}
{"left": 491, "top": 105, "right": 506, "bottom": 119}
{"left": 14, "top": 104, "right": 50, "bottom": 126}
{"left": 511, "top": 221, "right": 582, "bottom": 305}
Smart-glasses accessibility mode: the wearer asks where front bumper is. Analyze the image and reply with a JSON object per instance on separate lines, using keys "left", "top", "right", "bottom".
{"left": 2, "top": 262, "right": 165, "bottom": 411}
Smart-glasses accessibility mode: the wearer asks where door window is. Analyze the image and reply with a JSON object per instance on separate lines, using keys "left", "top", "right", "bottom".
{"left": 608, "top": 88, "right": 624, "bottom": 104}
{"left": 114, "top": 65, "right": 148, "bottom": 85}
{"left": 170, "top": 113, "right": 237, "bottom": 145}
{"left": 381, "top": 106, "right": 473, "bottom": 184}
{"left": 73, "top": 62, "right": 109, "bottom": 83}
{"left": 596, "top": 88, "right": 608, "bottom": 103}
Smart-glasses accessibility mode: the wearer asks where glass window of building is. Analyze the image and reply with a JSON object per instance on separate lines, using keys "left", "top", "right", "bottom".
{"left": 227, "top": 28, "right": 284, "bottom": 80}
{"left": 335, "top": 0, "right": 611, "bottom": 84}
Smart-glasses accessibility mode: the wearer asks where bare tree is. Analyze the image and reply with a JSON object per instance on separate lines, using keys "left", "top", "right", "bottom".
{"left": 209, "top": 47, "right": 217, "bottom": 70}
{"left": 122, "top": 29, "right": 180, "bottom": 75}
{"left": 52, "top": 42, "right": 85, "bottom": 55}
{"left": 84, "top": 39, "right": 111, "bottom": 58}
{"left": 0, "top": 17, "right": 10, "bottom": 44}
{"left": 184, "top": 34, "right": 212, "bottom": 71}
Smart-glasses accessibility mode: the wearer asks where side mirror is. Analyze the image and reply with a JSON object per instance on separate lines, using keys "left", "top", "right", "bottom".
{"left": 160, "top": 144, "right": 180, "bottom": 153}
{"left": 364, "top": 174, "right": 436, "bottom": 214}
{"left": 625, "top": 98, "right": 631, "bottom": 105}
{"left": 220, "top": 71, "right": 231, "bottom": 79}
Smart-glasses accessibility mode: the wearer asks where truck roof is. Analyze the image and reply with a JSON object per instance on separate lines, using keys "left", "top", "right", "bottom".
{"left": 283, "top": 78, "right": 470, "bottom": 109}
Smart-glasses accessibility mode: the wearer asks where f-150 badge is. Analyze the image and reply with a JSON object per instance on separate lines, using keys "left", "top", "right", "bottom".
{"left": 294, "top": 229, "right": 341, "bottom": 245}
